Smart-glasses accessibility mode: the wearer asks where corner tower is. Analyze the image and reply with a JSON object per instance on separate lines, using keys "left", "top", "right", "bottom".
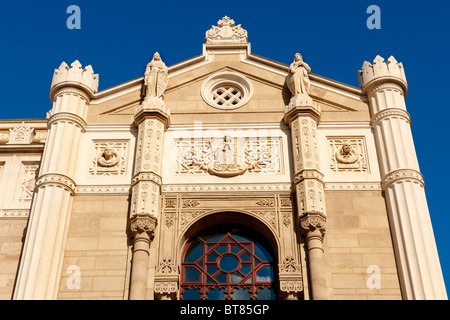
{"left": 359, "top": 55, "right": 447, "bottom": 299}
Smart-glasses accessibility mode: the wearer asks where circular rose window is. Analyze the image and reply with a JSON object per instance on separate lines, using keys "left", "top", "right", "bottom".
{"left": 201, "top": 72, "right": 253, "bottom": 110}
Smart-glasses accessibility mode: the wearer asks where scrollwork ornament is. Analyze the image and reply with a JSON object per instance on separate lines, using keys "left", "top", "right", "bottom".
{"left": 157, "top": 257, "right": 176, "bottom": 274}
{"left": 280, "top": 256, "right": 299, "bottom": 273}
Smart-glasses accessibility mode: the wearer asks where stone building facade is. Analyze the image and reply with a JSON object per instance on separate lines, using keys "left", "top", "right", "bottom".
{"left": 0, "top": 17, "right": 446, "bottom": 300}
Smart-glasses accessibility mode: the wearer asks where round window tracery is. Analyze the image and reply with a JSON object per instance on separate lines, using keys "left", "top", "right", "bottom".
{"left": 180, "top": 225, "right": 277, "bottom": 300}
{"left": 212, "top": 85, "right": 243, "bottom": 107}
{"left": 201, "top": 72, "right": 253, "bottom": 110}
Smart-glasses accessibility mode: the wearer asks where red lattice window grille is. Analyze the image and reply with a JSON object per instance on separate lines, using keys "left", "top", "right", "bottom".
{"left": 180, "top": 225, "right": 277, "bottom": 300}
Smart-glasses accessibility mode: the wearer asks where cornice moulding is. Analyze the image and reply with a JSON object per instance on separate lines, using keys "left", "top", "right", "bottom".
{"left": 0, "top": 143, "right": 44, "bottom": 153}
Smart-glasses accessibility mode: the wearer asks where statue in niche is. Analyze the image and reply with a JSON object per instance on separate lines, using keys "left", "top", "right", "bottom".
{"left": 336, "top": 143, "right": 359, "bottom": 165}
{"left": 97, "top": 146, "right": 120, "bottom": 168}
{"left": 143, "top": 52, "right": 168, "bottom": 99}
{"left": 287, "top": 53, "right": 311, "bottom": 96}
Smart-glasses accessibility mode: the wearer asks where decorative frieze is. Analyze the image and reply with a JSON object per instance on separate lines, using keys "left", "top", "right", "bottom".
{"left": 35, "top": 173, "right": 76, "bottom": 194}
{"left": 132, "top": 172, "right": 162, "bottom": 186}
{"left": 182, "top": 199, "right": 200, "bottom": 208}
{"left": 75, "top": 185, "right": 130, "bottom": 195}
{"left": 47, "top": 112, "right": 87, "bottom": 131}
{"left": 371, "top": 108, "right": 411, "bottom": 127}
{"left": 256, "top": 198, "right": 275, "bottom": 207}
{"left": 381, "top": 168, "right": 424, "bottom": 190}
{"left": 324, "top": 182, "right": 381, "bottom": 191}
{"left": 279, "top": 278, "right": 303, "bottom": 295}
{"left": 162, "top": 183, "right": 292, "bottom": 193}
{"left": 154, "top": 281, "right": 178, "bottom": 294}
{"left": 0, "top": 209, "right": 30, "bottom": 218}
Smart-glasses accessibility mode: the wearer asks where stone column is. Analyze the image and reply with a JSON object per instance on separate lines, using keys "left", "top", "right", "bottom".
{"left": 129, "top": 214, "right": 157, "bottom": 300}
{"left": 359, "top": 55, "right": 447, "bottom": 300}
{"left": 300, "top": 213, "right": 327, "bottom": 300}
{"left": 284, "top": 54, "right": 328, "bottom": 300}
{"left": 14, "top": 61, "right": 98, "bottom": 299}
{"left": 128, "top": 53, "right": 170, "bottom": 300}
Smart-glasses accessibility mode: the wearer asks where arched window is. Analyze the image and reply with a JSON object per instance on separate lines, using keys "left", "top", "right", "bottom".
{"left": 180, "top": 225, "right": 277, "bottom": 300}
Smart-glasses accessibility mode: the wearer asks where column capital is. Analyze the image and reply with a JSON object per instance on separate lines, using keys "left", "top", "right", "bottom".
{"left": 299, "top": 212, "right": 326, "bottom": 236}
{"left": 130, "top": 213, "right": 157, "bottom": 239}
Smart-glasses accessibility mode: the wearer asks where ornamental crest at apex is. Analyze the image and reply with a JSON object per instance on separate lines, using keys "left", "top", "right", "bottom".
{"left": 205, "top": 16, "right": 248, "bottom": 44}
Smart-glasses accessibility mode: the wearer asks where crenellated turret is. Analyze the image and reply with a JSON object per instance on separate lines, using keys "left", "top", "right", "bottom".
{"left": 358, "top": 55, "right": 407, "bottom": 94}
{"left": 50, "top": 60, "right": 99, "bottom": 101}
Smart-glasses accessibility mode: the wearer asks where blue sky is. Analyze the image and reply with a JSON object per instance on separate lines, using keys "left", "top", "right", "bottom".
{"left": 1, "top": 1, "right": 449, "bottom": 296}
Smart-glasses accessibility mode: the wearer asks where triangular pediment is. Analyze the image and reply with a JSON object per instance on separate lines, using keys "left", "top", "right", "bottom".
{"left": 87, "top": 17, "right": 369, "bottom": 125}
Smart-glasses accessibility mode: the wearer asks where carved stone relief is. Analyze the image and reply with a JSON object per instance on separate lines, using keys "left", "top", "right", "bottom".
{"left": 205, "top": 16, "right": 248, "bottom": 44}
{"left": 19, "top": 162, "right": 40, "bottom": 201}
{"left": 8, "top": 122, "right": 34, "bottom": 144}
{"left": 328, "top": 137, "right": 369, "bottom": 173}
{"left": 175, "top": 135, "right": 281, "bottom": 176}
{"left": 89, "top": 141, "right": 128, "bottom": 176}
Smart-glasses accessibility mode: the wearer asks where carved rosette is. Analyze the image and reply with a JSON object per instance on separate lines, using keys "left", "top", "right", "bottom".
{"left": 130, "top": 214, "right": 157, "bottom": 238}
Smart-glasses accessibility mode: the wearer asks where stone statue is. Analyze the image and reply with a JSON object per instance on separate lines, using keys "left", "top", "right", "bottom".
{"left": 143, "top": 52, "right": 168, "bottom": 99}
{"left": 287, "top": 53, "right": 311, "bottom": 96}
